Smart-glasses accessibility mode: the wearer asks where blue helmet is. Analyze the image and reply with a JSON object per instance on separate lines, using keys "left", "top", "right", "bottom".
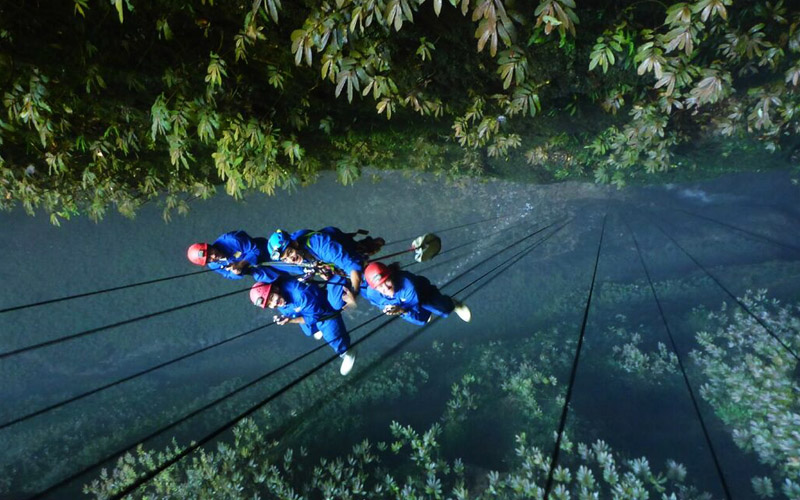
{"left": 268, "top": 230, "right": 291, "bottom": 260}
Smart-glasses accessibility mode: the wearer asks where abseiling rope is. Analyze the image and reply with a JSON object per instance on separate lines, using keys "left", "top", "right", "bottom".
{"left": 89, "top": 218, "right": 567, "bottom": 500}
{"left": 624, "top": 216, "right": 733, "bottom": 500}
{"left": 407, "top": 213, "right": 540, "bottom": 268}
{"left": 648, "top": 213, "right": 800, "bottom": 362}
{"left": 672, "top": 207, "right": 800, "bottom": 254}
{"left": 0, "top": 320, "right": 275, "bottom": 431}
{"left": 29, "top": 216, "right": 551, "bottom": 499}
{"left": 0, "top": 287, "right": 248, "bottom": 360}
{"left": 382, "top": 212, "right": 518, "bottom": 247}
{"left": 1, "top": 214, "right": 519, "bottom": 315}
{"left": 8, "top": 217, "right": 543, "bottom": 431}
{"left": 543, "top": 214, "right": 606, "bottom": 499}
{"left": 27, "top": 312, "right": 388, "bottom": 500}
{"left": 8, "top": 214, "right": 515, "bottom": 358}
{"left": 0, "top": 269, "right": 214, "bottom": 315}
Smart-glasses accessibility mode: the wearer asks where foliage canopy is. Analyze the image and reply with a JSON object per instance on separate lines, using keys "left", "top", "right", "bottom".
{"left": 1, "top": 0, "right": 798, "bottom": 221}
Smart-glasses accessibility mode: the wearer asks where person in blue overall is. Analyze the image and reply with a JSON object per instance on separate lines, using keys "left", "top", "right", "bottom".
{"left": 267, "top": 227, "right": 383, "bottom": 310}
{"left": 249, "top": 278, "right": 356, "bottom": 375}
{"left": 362, "top": 261, "right": 472, "bottom": 325}
{"left": 187, "top": 231, "right": 283, "bottom": 283}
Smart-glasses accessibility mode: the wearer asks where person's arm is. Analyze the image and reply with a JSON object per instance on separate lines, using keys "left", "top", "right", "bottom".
{"left": 395, "top": 277, "right": 427, "bottom": 323}
{"left": 232, "top": 231, "right": 260, "bottom": 263}
{"left": 225, "top": 231, "right": 259, "bottom": 274}
{"left": 251, "top": 266, "right": 281, "bottom": 283}
{"left": 399, "top": 306, "right": 428, "bottom": 324}
{"left": 208, "top": 261, "right": 242, "bottom": 280}
{"left": 274, "top": 315, "right": 304, "bottom": 325}
{"left": 349, "top": 269, "right": 362, "bottom": 297}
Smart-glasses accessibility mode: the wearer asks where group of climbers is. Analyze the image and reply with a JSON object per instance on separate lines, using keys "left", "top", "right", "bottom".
{"left": 187, "top": 227, "right": 471, "bottom": 376}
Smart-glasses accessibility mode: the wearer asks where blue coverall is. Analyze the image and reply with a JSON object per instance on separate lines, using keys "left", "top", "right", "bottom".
{"left": 208, "top": 231, "right": 283, "bottom": 283}
{"left": 362, "top": 270, "right": 455, "bottom": 326}
{"left": 274, "top": 277, "right": 350, "bottom": 355}
{"left": 290, "top": 227, "right": 365, "bottom": 310}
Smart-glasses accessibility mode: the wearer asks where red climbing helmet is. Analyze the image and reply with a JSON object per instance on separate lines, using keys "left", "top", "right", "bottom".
{"left": 250, "top": 282, "right": 273, "bottom": 308}
{"left": 364, "top": 262, "right": 391, "bottom": 288}
{"left": 187, "top": 243, "right": 209, "bottom": 266}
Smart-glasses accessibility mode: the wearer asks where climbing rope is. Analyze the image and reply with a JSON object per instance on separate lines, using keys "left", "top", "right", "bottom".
{"left": 382, "top": 213, "right": 518, "bottom": 247}
{"left": 648, "top": 213, "right": 800, "bottom": 362}
{"left": 0, "top": 269, "right": 214, "bottom": 315}
{"left": 623, "top": 215, "right": 733, "bottom": 500}
{"left": 27, "top": 312, "right": 389, "bottom": 500}
{"left": 9, "top": 216, "right": 540, "bottom": 433}
{"left": 100, "top": 315, "right": 399, "bottom": 500}
{"left": 1, "top": 217, "right": 521, "bottom": 315}
{"left": 0, "top": 321, "right": 277, "bottom": 431}
{"left": 101, "top": 218, "right": 567, "bottom": 500}
{"left": 24, "top": 214, "right": 560, "bottom": 498}
{"left": 408, "top": 213, "right": 538, "bottom": 270}
{"left": 0, "top": 287, "right": 248, "bottom": 360}
{"left": 672, "top": 207, "right": 800, "bottom": 254}
{"left": 451, "top": 219, "right": 572, "bottom": 296}
{"left": 543, "top": 214, "right": 606, "bottom": 499}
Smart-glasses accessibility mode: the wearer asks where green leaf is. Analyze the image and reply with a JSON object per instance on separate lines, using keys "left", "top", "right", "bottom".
{"left": 112, "top": 0, "right": 124, "bottom": 23}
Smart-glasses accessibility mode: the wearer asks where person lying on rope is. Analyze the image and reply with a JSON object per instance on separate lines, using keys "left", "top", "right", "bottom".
{"left": 362, "top": 261, "right": 472, "bottom": 325}
{"left": 267, "top": 227, "right": 384, "bottom": 310}
{"left": 249, "top": 278, "right": 357, "bottom": 376}
{"left": 186, "top": 230, "right": 284, "bottom": 283}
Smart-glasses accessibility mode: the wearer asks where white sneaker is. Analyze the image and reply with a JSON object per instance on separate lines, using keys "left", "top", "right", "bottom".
{"left": 339, "top": 350, "right": 356, "bottom": 376}
{"left": 313, "top": 331, "right": 323, "bottom": 340}
{"left": 453, "top": 300, "right": 472, "bottom": 322}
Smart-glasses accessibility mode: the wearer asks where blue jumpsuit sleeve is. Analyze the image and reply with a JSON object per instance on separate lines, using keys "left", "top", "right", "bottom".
{"left": 307, "top": 234, "right": 363, "bottom": 274}
{"left": 362, "top": 286, "right": 389, "bottom": 309}
{"left": 207, "top": 261, "right": 241, "bottom": 280}
{"left": 208, "top": 231, "right": 260, "bottom": 280}
{"left": 396, "top": 275, "right": 428, "bottom": 325}
{"left": 228, "top": 231, "right": 261, "bottom": 264}
{"left": 250, "top": 266, "right": 282, "bottom": 283}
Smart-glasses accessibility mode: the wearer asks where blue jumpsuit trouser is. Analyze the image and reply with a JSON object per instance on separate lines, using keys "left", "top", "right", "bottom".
{"left": 325, "top": 275, "right": 349, "bottom": 311}
{"left": 398, "top": 283, "right": 455, "bottom": 325}
{"left": 300, "top": 315, "right": 350, "bottom": 355}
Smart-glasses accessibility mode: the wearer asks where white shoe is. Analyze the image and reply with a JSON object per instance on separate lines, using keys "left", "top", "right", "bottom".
{"left": 339, "top": 350, "right": 356, "bottom": 376}
{"left": 453, "top": 300, "right": 471, "bottom": 322}
{"left": 313, "top": 331, "right": 323, "bottom": 340}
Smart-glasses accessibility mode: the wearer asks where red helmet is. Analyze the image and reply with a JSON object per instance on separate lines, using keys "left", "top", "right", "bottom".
{"left": 250, "top": 282, "right": 273, "bottom": 308}
{"left": 364, "top": 262, "right": 391, "bottom": 288}
{"left": 187, "top": 243, "right": 209, "bottom": 266}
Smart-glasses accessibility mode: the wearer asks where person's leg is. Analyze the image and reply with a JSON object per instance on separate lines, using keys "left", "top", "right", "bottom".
{"left": 298, "top": 322, "right": 314, "bottom": 337}
{"left": 420, "top": 285, "right": 455, "bottom": 317}
{"left": 325, "top": 275, "right": 348, "bottom": 310}
{"left": 319, "top": 315, "right": 356, "bottom": 375}
{"left": 420, "top": 283, "right": 471, "bottom": 322}
{"left": 318, "top": 316, "right": 350, "bottom": 355}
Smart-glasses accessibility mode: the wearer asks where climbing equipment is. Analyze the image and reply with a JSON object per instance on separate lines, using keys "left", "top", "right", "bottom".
{"left": 372, "top": 233, "right": 441, "bottom": 263}
{"left": 412, "top": 233, "right": 441, "bottom": 262}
